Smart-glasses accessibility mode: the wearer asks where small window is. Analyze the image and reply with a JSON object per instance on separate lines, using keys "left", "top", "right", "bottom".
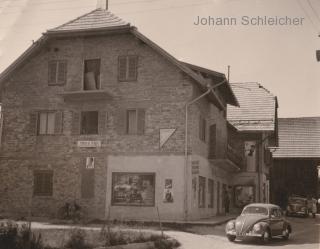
{"left": 48, "top": 60, "right": 67, "bottom": 85}
{"left": 208, "top": 179, "right": 214, "bottom": 208}
{"left": 126, "top": 109, "right": 145, "bottom": 135}
{"left": 33, "top": 170, "right": 53, "bottom": 196}
{"left": 81, "top": 111, "right": 98, "bottom": 134}
{"left": 118, "top": 55, "right": 138, "bottom": 81}
{"left": 84, "top": 59, "right": 100, "bottom": 90}
{"left": 38, "top": 111, "right": 62, "bottom": 135}
{"left": 199, "top": 116, "right": 206, "bottom": 142}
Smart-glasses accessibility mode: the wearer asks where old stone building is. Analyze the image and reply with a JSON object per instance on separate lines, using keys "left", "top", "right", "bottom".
{"left": 0, "top": 9, "right": 240, "bottom": 221}
{"left": 227, "top": 82, "right": 278, "bottom": 211}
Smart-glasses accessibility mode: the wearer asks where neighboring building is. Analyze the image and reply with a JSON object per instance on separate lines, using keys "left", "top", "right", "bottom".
{"left": 270, "top": 117, "right": 320, "bottom": 208}
{"left": 0, "top": 9, "right": 239, "bottom": 221}
{"left": 227, "top": 82, "right": 278, "bottom": 211}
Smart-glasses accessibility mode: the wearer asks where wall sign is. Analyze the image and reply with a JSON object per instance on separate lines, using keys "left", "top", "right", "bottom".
{"left": 77, "top": 140, "right": 101, "bottom": 148}
{"left": 159, "top": 128, "right": 176, "bottom": 148}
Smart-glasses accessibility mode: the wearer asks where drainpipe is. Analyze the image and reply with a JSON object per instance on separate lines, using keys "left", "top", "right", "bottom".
{"left": 184, "top": 79, "right": 226, "bottom": 220}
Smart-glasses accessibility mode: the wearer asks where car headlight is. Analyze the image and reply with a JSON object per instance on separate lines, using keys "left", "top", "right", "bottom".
{"left": 226, "top": 221, "right": 235, "bottom": 230}
{"left": 253, "top": 223, "right": 262, "bottom": 232}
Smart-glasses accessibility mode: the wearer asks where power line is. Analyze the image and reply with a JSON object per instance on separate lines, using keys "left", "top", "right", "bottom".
{"left": 295, "top": 0, "right": 320, "bottom": 33}
{"left": 306, "top": 0, "right": 320, "bottom": 24}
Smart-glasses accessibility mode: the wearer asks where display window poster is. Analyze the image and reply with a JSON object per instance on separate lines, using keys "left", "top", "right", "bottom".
{"left": 111, "top": 172, "right": 155, "bottom": 206}
{"left": 234, "top": 185, "right": 255, "bottom": 208}
{"left": 163, "top": 179, "right": 174, "bottom": 203}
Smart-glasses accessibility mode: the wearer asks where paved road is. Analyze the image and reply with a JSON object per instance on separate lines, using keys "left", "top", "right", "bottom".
{"left": 166, "top": 215, "right": 320, "bottom": 249}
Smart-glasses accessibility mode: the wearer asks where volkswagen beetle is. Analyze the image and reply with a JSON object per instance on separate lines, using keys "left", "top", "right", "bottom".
{"left": 225, "top": 203, "right": 292, "bottom": 243}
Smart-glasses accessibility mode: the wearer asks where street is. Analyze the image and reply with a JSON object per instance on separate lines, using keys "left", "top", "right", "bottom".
{"left": 166, "top": 216, "right": 320, "bottom": 249}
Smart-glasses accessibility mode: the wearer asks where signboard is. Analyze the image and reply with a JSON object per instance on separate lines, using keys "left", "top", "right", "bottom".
{"left": 77, "top": 140, "right": 101, "bottom": 148}
{"left": 163, "top": 179, "right": 174, "bottom": 203}
{"left": 159, "top": 128, "right": 176, "bottom": 148}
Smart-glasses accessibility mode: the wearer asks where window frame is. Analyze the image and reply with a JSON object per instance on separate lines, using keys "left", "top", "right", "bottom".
{"left": 118, "top": 55, "right": 138, "bottom": 82}
{"left": 126, "top": 109, "right": 138, "bottom": 135}
{"left": 83, "top": 58, "right": 101, "bottom": 90}
{"left": 33, "top": 170, "right": 53, "bottom": 197}
{"left": 80, "top": 111, "right": 99, "bottom": 135}
{"left": 37, "top": 111, "right": 56, "bottom": 135}
{"left": 48, "top": 60, "right": 67, "bottom": 86}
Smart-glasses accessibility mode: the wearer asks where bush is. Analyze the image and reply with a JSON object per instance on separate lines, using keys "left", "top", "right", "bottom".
{"left": 154, "top": 238, "right": 181, "bottom": 249}
{"left": 0, "top": 221, "right": 48, "bottom": 249}
{"left": 65, "top": 229, "right": 92, "bottom": 249}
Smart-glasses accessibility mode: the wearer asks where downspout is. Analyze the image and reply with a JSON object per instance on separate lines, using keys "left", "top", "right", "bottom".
{"left": 184, "top": 79, "right": 226, "bottom": 220}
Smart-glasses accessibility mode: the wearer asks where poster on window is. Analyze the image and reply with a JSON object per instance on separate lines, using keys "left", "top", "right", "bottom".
{"left": 234, "top": 185, "right": 255, "bottom": 208}
{"left": 163, "top": 179, "right": 174, "bottom": 203}
{"left": 86, "top": 157, "right": 95, "bottom": 169}
{"left": 112, "top": 173, "right": 155, "bottom": 206}
{"left": 244, "top": 141, "right": 256, "bottom": 172}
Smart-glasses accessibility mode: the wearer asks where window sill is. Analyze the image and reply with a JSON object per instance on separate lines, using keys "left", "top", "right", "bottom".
{"left": 59, "top": 90, "right": 112, "bottom": 101}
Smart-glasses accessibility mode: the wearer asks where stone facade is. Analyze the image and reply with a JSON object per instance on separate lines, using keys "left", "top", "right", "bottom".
{"left": 0, "top": 30, "right": 235, "bottom": 220}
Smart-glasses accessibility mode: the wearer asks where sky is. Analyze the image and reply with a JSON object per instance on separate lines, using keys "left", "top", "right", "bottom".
{"left": 0, "top": 0, "right": 319, "bottom": 118}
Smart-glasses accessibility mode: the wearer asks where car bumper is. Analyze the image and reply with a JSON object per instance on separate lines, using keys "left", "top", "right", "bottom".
{"left": 226, "top": 230, "right": 263, "bottom": 238}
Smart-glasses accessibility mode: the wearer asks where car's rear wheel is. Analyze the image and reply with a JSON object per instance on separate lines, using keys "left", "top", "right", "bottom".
{"left": 227, "top": 235, "right": 236, "bottom": 242}
{"left": 261, "top": 229, "right": 271, "bottom": 243}
{"left": 282, "top": 227, "right": 290, "bottom": 240}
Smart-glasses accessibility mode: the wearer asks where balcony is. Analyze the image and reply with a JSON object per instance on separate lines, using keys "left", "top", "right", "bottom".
{"left": 59, "top": 90, "right": 112, "bottom": 101}
{"left": 209, "top": 144, "right": 243, "bottom": 172}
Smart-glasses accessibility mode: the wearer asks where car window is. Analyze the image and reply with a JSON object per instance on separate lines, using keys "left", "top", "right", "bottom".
{"left": 242, "top": 206, "right": 268, "bottom": 215}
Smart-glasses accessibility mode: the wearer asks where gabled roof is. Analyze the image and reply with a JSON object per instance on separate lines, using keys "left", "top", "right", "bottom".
{"left": 272, "top": 117, "right": 320, "bottom": 158}
{"left": 48, "top": 8, "right": 130, "bottom": 33}
{"left": 0, "top": 9, "right": 238, "bottom": 108}
{"left": 227, "top": 82, "right": 278, "bottom": 132}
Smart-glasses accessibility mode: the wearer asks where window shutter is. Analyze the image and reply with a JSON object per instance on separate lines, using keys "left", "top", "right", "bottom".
{"left": 57, "top": 61, "right": 67, "bottom": 85}
{"left": 98, "top": 111, "right": 107, "bottom": 134}
{"left": 54, "top": 111, "right": 63, "bottom": 134}
{"left": 28, "top": 112, "right": 38, "bottom": 135}
{"left": 203, "top": 119, "right": 207, "bottom": 142}
{"left": 199, "top": 116, "right": 202, "bottom": 140}
{"left": 128, "top": 56, "right": 138, "bottom": 80}
{"left": 48, "top": 61, "right": 57, "bottom": 85}
{"left": 118, "top": 56, "right": 127, "bottom": 81}
{"left": 137, "top": 108, "right": 145, "bottom": 135}
{"left": 116, "top": 108, "right": 127, "bottom": 135}
{"left": 71, "top": 111, "right": 81, "bottom": 135}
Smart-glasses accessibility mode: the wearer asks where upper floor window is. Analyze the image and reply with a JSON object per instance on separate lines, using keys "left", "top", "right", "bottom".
{"left": 81, "top": 111, "right": 98, "bottom": 135}
{"left": 48, "top": 60, "right": 67, "bottom": 85}
{"left": 33, "top": 170, "right": 53, "bottom": 196}
{"left": 126, "top": 109, "right": 145, "bottom": 135}
{"left": 84, "top": 59, "right": 100, "bottom": 90}
{"left": 199, "top": 116, "right": 206, "bottom": 142}
{"left": 118, "top": 55, "right": 138, "bottom": 81}
{"left": 37, "top": 111, "right": 63, "bottom": 135}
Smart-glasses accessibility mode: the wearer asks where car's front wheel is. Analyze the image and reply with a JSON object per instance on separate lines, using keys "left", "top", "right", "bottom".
{"left": 261, "top": 229, "right": 271, "bottom": 243}
{"left": 282, "top": 227, "right": 290, "bottom": 240}
{"left": 227, "top": 235, "right": 236, "bottom": 242}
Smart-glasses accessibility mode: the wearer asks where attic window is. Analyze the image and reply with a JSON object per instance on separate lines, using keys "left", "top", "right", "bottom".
{"left": 48, "top": 60, "right": 67, "bottom": 85}
{"left": 84, "top": 59, "right": 100, "bottom": 90}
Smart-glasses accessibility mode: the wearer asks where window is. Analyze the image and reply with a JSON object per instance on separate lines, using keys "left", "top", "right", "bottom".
{"left": 208, "top": 179, "right": 214, "bottom": 208}
{"left": 37, "top": 111, "right": 63, "bottom": 135}
{"left": 84, "top": 59, "right": 100, "bottom": 90}
{"left": 118, "top": 55, "right": 138, "bottom": 81}
{"left": 198, "top": 176, "right": 206, "bottom": 208}
{"left": 199, "top": 116, "right": 206, "bottom": 142}
{"left": 234, "top": 185, "right": 255, "bottom": 208}
{"left": 33, "top": 170, "right": 53, "bottom": 196}
{"left": 126, "top": 109, "right": 145, "bottom": 135}
{"left": 209, "top": 124, "right": 217, "bottom": 159}
{"left": 48, "top": 60, "right": 67, "bottom": 85}
{"left": 111, "top": 172, "right": 155, "bottom": 206}
{"left": 81, "top": 111, "right": 98, "bottom": 135}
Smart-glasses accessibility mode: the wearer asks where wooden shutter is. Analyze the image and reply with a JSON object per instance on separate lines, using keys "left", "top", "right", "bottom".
{"left": 98, "top": 111, "right": 107, "bottom": 134}
{"left": 28, "top": 112, "right": 38, "bottom": 135}
{"left": 116, "top": 108, "right": 127, "bottom": 135}
{"left": 199, "top": 116, "right": 203, "bottom": 141}
{"left": 137, "top": 108, "right": 145, "bottom": 135}
{"left": 71, "top": 111, "right": 81, "bottom": 135}
{"left": 48, "top": 61, "right": 57, "bottom": 85}
{"left": 209, "top": 124, "right": 217, "bottom": 159}
{"left": 118, "top": 56, "right": 127, "bottom": 81}
{"left": 54, "top": 111, "right": 63, "bottom": 134}
{"left": 128, "top": 56, "right": 138, "bottom": 80}
{"left": 57, "top": 61, "right": 67, "bottom": 85}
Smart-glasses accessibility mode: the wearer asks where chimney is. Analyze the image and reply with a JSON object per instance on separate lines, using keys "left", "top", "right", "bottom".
{"left": 97, "top": 0, "right": 108, "bottom": 10}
